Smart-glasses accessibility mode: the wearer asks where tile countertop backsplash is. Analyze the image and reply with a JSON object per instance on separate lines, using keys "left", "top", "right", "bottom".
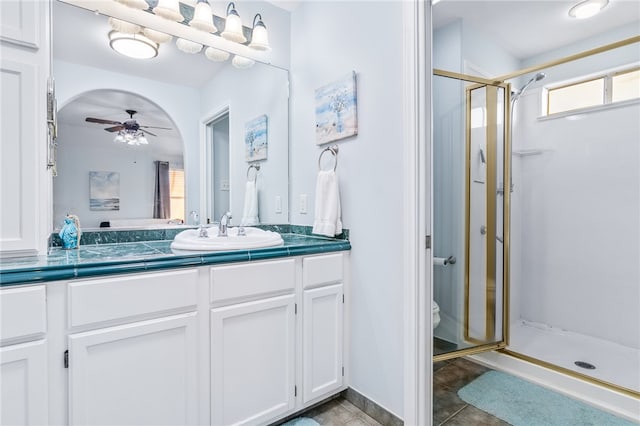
{"left": 0, "top": 226, "right": 350, "bottom": 286}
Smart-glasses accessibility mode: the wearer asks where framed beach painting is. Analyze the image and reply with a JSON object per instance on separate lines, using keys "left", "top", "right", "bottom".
{"left": 315, "top": 71, "right": 358, "bottom": 145}
{"left": 89, "top": 171, "right": 120, "bottom": 211}
{"left": 245, "top": 114, "right": 268, "bottom": 162}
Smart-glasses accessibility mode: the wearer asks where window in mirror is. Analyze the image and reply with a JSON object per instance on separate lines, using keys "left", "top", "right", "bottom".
{"left": 546, "top": 65, "right": 640, "bottom": 115}
{"left": 612, "top": 68, "right": 640, "bottom": 103}
{"left": 170, "top": 169, "right": 185, "bottom": 221}
{"left": 547, "top": 78, "right": 604, "bottom": 115}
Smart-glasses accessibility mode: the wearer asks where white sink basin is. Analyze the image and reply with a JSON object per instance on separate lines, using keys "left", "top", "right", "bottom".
{"left": 170, "top": 227, "right": 284, "bottom": 251}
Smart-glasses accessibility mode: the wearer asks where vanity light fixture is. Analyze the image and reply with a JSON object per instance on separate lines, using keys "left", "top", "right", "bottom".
{"left": 231, "top": 55, "right": 255, "bottom": 69}
{"left": 114, "top": 0, "right": 149, "bottom": 10}
{"left": 176, "top": 38, "right": 203, "bottom": 54}
{"left": 153, "top": 0, "right": 184, "bottom": 22}
{"left": 108, "top": 17, "right": 141, "bottom": 34}
{"left": 248, "top": 13, "right": 270, "bottom": 51}
{"left": 568, "top": 0, "right": 609, "bottom": 19}
{"left": 109, "top": 31, "right": 159, "bottom": 59}
{"left": 143, "top": 28, "right": 173, "bottom": 44}
{"left": 205, "top": 46, "right": 230, "bottom": 62}
{"left": 190, "top": 0, "right": 217, "bottom": 32}
{"left": 221, "top": 2, "right": 247, "bottom": 43}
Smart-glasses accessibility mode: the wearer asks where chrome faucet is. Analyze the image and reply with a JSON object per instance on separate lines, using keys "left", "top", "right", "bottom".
{"left": 218, "top": 212, "right": 232, "bottom": 237}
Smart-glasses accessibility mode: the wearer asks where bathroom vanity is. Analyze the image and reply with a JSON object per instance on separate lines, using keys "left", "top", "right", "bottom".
{"left": 0, "top": 233, "right": 350, "bottom": 426}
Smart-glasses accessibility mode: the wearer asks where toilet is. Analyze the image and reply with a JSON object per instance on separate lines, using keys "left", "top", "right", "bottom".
{"left": 432, "top": 300, "right": 440, "bottom": 329}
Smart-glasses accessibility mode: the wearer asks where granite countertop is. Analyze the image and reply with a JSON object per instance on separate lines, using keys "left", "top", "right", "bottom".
{"left": 0, "top": 232, "right": 351, "bottom": 286}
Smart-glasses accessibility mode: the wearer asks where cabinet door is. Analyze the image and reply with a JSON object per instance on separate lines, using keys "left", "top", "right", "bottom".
{"left": 68, "top": 313, "right": 198, "bottom": 426}
{"left": 0, "top": 340, "right": 48, "bottom": 425}
{"left": 302, "top": 284, "right": 344, "bottom": 404}
{"left": 211, "top": 294, "right": 295, "bottom": 426}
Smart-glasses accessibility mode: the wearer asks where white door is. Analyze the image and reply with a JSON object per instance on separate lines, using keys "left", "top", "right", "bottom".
{"left": 0, "top": 340, "right": 48, "bottom": 425}
{"left": 211, "top": 294, "right": 295, "bottom": 426}
{"left": 302, "top": 284, "right": 344, "bottom": 404}
{"left": 68, "top": 313, "right": 198, "bottom": 426}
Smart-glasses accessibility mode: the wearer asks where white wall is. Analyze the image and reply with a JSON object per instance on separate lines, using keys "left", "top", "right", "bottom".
{"left": 53, "top": 124, "right": 182, "bottom": 228}
{"left": 512, "top": 93, "right": 640, "bottom": 350}
{"left": 289, "top": 1, "right": 404, "bottom": 417}
{"left": 53, "top": 60, "right": 200, "bottom": 221}
{"left": 200, "top": 62, "right": 289, "bottom": 224}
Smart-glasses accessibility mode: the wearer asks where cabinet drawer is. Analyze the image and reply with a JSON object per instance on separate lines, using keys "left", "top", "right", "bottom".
{"left": 210, "top": 259, "right": 295, "bottom": 304}
{"left": 68, "top": 269, "right": 198, "bottom": 328}
{"left": 303, "top": 254, "right": 343, "bottom": 289}
{"left": 0, "top": 285, "right": 46, "bottom": 343}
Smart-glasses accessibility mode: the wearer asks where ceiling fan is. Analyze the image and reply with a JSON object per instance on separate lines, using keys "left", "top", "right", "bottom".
{"left": 85, "top": 109, "right": 171, "bottom": 137}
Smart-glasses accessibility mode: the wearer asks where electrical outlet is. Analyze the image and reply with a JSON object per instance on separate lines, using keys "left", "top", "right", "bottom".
{"left": 299, "top": 194, "right": 308, "bottom": 214}
{"left": 275, "top": 196, "right": 282, "bottom": 213}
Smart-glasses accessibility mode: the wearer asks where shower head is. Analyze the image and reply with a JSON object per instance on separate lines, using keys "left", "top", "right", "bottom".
{"left": 512, "top": 72, "right": 546, "bottom": 102}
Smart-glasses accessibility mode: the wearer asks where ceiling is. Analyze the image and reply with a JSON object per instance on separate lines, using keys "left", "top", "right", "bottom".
{"left": 433, "top": 0, "right": 640, "bottom": 60}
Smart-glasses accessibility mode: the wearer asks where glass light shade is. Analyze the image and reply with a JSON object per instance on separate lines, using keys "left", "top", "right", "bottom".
{"left": 568, "top": 0, "right": 608, "bottom": 18}
{"left": 176, "top": 38, "right": 203, "bottom": 54}
{"left": 232, "top": 55, "right": 255, "bottom": 69}
{"left": 153, "top": 0, "right": 184, "bottom": 22}
{"left": 137, "top": 134, "right": 149, "bottom": 145}
{"left": 114, "top": 132, "right": 126, "bottom": 143}
{"left": 108, "top": 17, "right": 141, "bottom": 34}
{"left": 109, "top": 31, "right": 158, "bottom": 59}
{"left": 221, "top": 7, "right": 246, "bottom": 43}
{"left": 249, "top": 22, "right": 270, "bottom": 51}
{"left": 205, "top": 47, "right": 230, "bottom": 62}
{"left": 115, "top": 0, "right": 149, "bottom": 10}
{"left": 143, "top": 28, "right": 172, "bottom": 44}
{"left": 190, "top": 0, "right": 217, "bottom": 32}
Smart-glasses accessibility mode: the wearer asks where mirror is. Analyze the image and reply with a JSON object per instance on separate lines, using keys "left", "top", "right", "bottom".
{"left": 52, "top": 0, "right": 290, "bottom": 230}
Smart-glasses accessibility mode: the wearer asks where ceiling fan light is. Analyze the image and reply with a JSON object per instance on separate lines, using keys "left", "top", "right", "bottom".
{"left": 114, "top": 132, "right": 126, "bottom": 143}
{"left": 143, "top": 28, "right": 173, "bottom": 44}
{"left": 231, "top": 55, "right": 255, "bottom": 69}
{"left": 204, "top": 46, "right": 230, "bottom": 62}
{"left": 221, "top": 3, "right": 246, "bottom": 43}
{"left": 190, "top": 0, "right": 218, "bottom": 33}
{"left": 137, "top": 134, "right": 149, "bottom": 145}
{"left": 153, "top": 0, "right": 184, "bottom": 22}
{"left": 114, "top": 0, "right": 149, "bottom": 10}
{"left": 109, "top": 31, "right": 159, "bottom": 59}
{"left": 108, "top": 17, "right": 141, "bottom": 34}
{"left": 176, "top": 38, "right": 203, "bottom": 54}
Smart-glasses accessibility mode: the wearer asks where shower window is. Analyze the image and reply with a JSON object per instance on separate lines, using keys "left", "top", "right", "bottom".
{"left": 546, "top": 65, "right": 640, "bottom": 115}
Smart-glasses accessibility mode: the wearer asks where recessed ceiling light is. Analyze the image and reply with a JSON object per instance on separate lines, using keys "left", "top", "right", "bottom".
{"left": 568, "top": 0, "right": 609, "bottom": 19}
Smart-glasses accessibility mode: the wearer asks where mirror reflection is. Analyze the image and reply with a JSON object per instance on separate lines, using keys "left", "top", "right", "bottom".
{"left": 52, "top": 0, "right": 290, "bottom": 231}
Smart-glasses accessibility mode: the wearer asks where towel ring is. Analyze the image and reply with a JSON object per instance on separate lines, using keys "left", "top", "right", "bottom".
{"left": 247, "top": 164, "right": 260, "bottom": 182}
{"left": 318, "top": 145, "right": 339, "bottom": 171}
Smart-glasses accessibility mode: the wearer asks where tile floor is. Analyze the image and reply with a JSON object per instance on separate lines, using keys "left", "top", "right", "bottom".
{"left": 295, "top": 358, "right": 508, "bottom": 426}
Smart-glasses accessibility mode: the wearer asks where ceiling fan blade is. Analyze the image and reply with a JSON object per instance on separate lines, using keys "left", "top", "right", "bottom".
{"left": 142, "top": 129, "right": 157, "bottom": 137}
{"left": 86, "top": 117, "right": 122, "bottom": 125}
{"left": 139, "top": 125, "right": 172, "bottom": 130}
{"left": 104, "top": 125, "right": 124, "bottom": 132}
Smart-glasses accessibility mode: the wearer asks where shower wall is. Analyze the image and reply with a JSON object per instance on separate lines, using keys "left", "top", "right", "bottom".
{"left": 510, "top": 87, "right": 640, "bottom": 350}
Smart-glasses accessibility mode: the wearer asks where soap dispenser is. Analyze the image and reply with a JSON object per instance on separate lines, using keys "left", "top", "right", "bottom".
{"left": 59, "top": 214, "right": 81, "bottom": 249}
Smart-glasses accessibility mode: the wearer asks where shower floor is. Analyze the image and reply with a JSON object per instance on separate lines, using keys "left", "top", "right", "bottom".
{"left": 508, "top": 321, "right": 640, "bottom": 393}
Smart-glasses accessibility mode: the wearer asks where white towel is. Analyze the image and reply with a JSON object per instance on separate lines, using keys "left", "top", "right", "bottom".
{"left": 312, "top": 170, "right": 342, "bottom": 237}
{"left": 241, "top": 180, "right": 259, "bottom": 225}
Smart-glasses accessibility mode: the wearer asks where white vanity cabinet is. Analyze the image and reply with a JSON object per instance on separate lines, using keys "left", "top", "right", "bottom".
{"left": 65, "top": 269, "right": 201, "bottom": 426}
{"left": 302, "top": 254, "right": 345, "bottom": 404}
{"left": 210, "top": 259, "right": 297, "bottom": 426}
{"left": 0, "top": 0, "right": 51, "bottom": 256}
{"left": 0, "top": 285, "right": 48, "bottom": 426}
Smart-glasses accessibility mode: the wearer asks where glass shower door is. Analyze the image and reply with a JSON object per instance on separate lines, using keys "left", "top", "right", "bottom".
{"left": 433, "top": 70, "right": 510, "bottom": 360}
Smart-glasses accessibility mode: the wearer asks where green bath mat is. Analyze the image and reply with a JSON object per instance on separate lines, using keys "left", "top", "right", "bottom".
{"left": 458, "top": 371, "right": 637, "bottom": 426}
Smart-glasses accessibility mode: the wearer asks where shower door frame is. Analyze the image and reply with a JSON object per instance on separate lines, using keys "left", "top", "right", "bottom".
{"left": 432, "top": 69, "right": 512, "bottom": 362}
